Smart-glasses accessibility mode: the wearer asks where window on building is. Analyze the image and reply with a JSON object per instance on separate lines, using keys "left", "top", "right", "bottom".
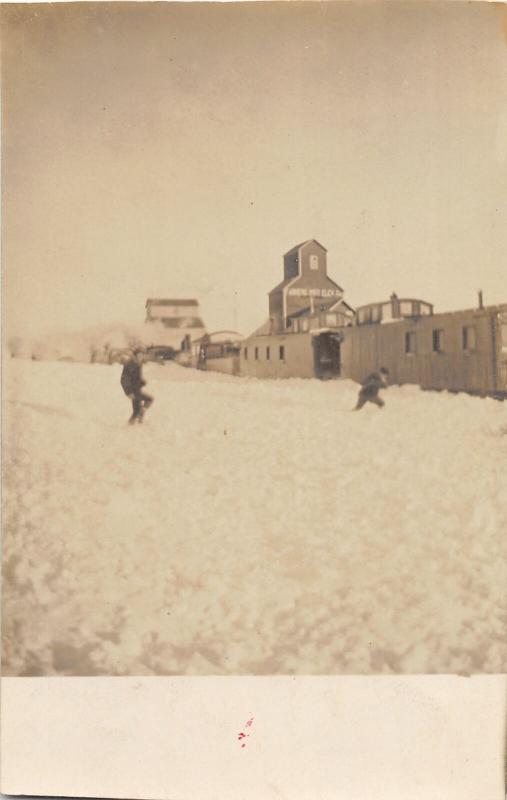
{"left": 462, "top": 326, "right": 477, "bottom": 351}
{"left": 310, "top": 255, "right": 319, "bottom": 270}
{"left": 432, "top": 329, "right": 444, "bottom": 353}
{"left": 382, "top": 303, "right": 393, "bottom": 322}
{"left": 266, "top": 346, "right": 270, "bottom": 360}
{"left": 420, "top": 303, "right": 431, "bottom": 316}
{"left": 400, "top": 301, "right": 413, "bottom": 315}
{"left": 405, "top": 331, "right": 416, "bottom": 354}
{"left": 244, "top": 347, "right": 248, "bottom": 359}
{"left": 501, "top": 318, "right": 507, "bottom": 352}
{"left": 255, "top": 346, "right": 259, "bottom": 360}
{"left": 371, "top": 305, "right": 381, "bottom": 323}
{"left": 326, "top": 313, "right": 337, "bottom": 327}
{"left": 279, "top": 345, "right": 285, "bottom": 360}
{"left": 293, "top": 320, "right": 299, "bottom": 333}
{"left": 301, "top": 319, "right": 309, "bottom": 332}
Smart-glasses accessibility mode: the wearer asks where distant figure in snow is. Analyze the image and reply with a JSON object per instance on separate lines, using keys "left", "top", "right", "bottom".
{"left": 354, "top": 367, "right": 389, "bottom": 411}
{"left": 120, "top": 349, "right": 153, "bottom": 425}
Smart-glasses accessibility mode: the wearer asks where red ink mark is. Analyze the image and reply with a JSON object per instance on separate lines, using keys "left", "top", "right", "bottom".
{"left": 238, "top": 717, "right": 255, "bottom": 749}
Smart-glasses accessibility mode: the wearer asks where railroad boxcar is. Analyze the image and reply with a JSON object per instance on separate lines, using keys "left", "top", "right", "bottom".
{"left": 340, "top": 296, "right": 507, "bottom": 398}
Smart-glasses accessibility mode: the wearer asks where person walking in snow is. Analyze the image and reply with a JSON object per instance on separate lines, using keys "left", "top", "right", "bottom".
{"left": 121, "top": 349, "right": 153, "bottom": 425}
{"left": 354, "top": 367, "right": 389, "bottom": 411}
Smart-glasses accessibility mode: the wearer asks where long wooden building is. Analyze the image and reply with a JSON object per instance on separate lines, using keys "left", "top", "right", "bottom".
{"left": 342, "top": 295, "right": 507, "bottom": 397}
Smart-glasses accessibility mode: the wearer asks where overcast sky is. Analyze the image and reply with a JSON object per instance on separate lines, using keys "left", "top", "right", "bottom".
{"left": 2, "top": 1, "right": 507, "bottom": 338}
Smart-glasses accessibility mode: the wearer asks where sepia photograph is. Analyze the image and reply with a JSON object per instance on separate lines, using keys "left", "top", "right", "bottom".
{"left": 2, "top": 0, "right": 507, "bottom": 680}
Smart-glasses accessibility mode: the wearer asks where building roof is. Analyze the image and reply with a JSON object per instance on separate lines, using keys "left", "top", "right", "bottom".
{"left": 250, "top": 318, "right": 273, "bottom": 336}
{"left": 431, "top": 302, "right": 507, "bottom": 317}
{"left": 206, "top": 330, "right": 244, "bottom": 343}
{"left": 189, "top": 333, "right": 210, "bottom": 345}
{"left": 269, "top": 277, "right": 295, "bottom": 295}
{"left": 146, "top": 298, "right": 199, "bottom": 307}
{"left": 355, "top": 297, "right": 433, "bottom": 311}
{"left": 329, "top": 298, "right": 356, "bottom": 314}
{"left": 283, "top": 239, "right": 328, "bottom": 256}
{"left": 287, "top": 300, "right": 353, "bottom": 321}
{"left": 324, "top": 276, "right": 344, "bottom": 293}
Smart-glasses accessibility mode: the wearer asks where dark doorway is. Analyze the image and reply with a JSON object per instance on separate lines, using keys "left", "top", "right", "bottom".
{"left": 313, "top": 332, "right": 341, "bottom": 379}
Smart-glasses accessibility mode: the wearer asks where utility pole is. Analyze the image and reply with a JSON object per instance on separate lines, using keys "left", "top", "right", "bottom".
{"left": 233, "top": 290, "right": 238, "bottom": 331}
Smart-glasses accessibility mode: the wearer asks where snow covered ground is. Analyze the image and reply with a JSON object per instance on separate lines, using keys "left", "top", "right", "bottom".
{"left": 3, "top": 358, "right": 507, "bottom": 675}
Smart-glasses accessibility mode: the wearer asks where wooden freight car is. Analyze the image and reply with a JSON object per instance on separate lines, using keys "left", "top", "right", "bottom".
{"left": 340, "top": 295, "right": 507, "bottom": 398}
{"left": 178, "top": 331, "right": 244, "bottom": 375}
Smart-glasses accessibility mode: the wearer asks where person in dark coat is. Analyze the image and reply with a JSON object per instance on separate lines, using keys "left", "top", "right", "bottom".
{"left": 354, "top": 367, "right": 389, "bottom": 410}
{"left": 121, "top": 349, "right": 153, "bottom": 424}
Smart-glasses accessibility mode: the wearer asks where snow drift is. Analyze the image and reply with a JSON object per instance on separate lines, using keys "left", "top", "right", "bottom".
{"left": 3, "top": 358, "right": 506, "bottom": 675}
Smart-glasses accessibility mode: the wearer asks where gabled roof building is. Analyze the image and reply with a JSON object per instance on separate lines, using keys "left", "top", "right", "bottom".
{"left": 268, "top": 240, "right": 345, "bottom": 332}
{"left": 240, "top": 240, "right": 355, "bottom": 379}
{"left": 144, "top": 298, "right": 206, "bottom": 350}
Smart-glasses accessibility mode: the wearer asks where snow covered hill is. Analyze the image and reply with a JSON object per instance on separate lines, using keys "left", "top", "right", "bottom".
{"left": 3, "top": 359, "right": 506, "bottom": 675}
